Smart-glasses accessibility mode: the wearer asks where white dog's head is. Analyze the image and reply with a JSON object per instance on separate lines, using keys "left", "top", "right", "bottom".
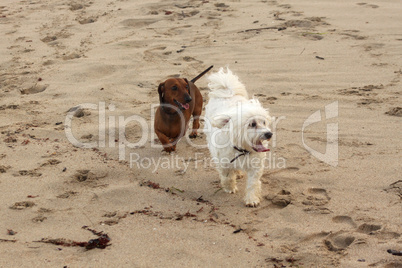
{"left": 211, "top": 99, "right": 272, "bottom": 153}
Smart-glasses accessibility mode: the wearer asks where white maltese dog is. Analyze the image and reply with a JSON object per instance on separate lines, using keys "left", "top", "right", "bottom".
{"left": 205, "top": 67, "right": 272, "bottom": 207}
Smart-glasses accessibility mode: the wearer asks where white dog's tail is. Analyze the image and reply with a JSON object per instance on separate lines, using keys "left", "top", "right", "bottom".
{"left": 207, "top": 67, "right": 249, "bottom": 99}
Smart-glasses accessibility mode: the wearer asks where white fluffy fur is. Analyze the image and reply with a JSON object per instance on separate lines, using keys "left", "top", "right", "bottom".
{"left": 205, "top": 67, "right": 272, "bottom": 207}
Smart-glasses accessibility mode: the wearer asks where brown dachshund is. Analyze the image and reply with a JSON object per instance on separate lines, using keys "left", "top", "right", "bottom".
{"left": 154, "top": 66, "right": 213, "bottom": 152}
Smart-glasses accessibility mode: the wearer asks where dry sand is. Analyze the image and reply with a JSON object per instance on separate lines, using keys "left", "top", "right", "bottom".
{"left": 0, "top": 0, "right": 401, "bottom": 267}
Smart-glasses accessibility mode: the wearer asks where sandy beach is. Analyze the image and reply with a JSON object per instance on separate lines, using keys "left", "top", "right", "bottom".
{"left": 0, "top": 0, "right": 401, "bottom": 267}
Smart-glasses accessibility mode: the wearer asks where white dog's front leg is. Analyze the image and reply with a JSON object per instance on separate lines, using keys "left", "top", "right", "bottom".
{"left": 219, "top": 169, "right": 238, "bottom": 194}
{"left": 244, "top": 167, "right": 263, "bottom": 207}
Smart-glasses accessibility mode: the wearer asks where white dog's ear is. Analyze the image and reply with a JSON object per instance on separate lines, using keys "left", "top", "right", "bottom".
{"left": 211, "top": 114, "right": 230, "bottom": 128}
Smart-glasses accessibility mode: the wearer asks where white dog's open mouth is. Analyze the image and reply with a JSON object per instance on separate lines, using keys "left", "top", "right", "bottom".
{"left": 174, "top": 99, "right": 190, "bottom": 110}
{"left": 252, "top": 140, "right": 270, "bottom": 152}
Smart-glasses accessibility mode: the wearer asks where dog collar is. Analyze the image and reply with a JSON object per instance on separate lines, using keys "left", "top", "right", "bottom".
{"left": 230, "top": 146, "right": 250, "bottom": 163}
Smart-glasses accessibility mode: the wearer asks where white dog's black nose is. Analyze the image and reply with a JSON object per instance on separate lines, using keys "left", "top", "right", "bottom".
{"left": 264, "top": 132, "right": 273, "bottom": 139}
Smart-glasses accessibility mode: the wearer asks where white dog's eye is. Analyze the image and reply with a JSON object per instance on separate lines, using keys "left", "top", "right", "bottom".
{"left": 250, "top": 121, "right": 257, "bottom": 128}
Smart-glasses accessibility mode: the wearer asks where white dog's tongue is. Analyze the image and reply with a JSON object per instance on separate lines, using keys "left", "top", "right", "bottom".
{"left": 254, "top": 144, "right": 270, "bottom": 152}
{"left": 183, "top": 103, "right": 189, "bottom": 110}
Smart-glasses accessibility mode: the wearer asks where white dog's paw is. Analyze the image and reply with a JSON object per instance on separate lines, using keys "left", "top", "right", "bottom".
{"left": 245, "top": 195, "right": 260, "bottom": 207}
{"left": 223, "top": 185, "right": 238, "bottom": 194}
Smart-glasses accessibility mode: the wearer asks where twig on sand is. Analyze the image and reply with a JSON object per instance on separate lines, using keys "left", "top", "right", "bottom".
{"left": 171, "top": 187, "right": 184, "bottom": 193}
{"left": 213, "top": 188, "right": 223, "bottom": 195}
{"left": 238, "top": 26, "right": 283, "bottom": 33}
{"left": 0, "top": 238, "right": 17, "bottom": 243}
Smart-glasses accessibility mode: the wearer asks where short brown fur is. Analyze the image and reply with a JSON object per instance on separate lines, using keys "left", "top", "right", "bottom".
{"left": 154, "top": 66, "right": 212, "bottom": 152}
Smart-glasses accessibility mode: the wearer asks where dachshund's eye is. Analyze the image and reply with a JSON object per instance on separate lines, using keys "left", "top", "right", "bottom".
{"left": 250, "top": 121, "right": 257, "bottom": 127}
{"left": 186, "top": 85, "right": 189, "bottom": 89}
{"left": 172, "top": 86, "right": 178, "bottom": 91}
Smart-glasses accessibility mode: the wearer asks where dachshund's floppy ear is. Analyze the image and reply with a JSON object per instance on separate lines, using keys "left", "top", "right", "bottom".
{"left": 184, "top": 78, "right": 190, "bottom": 93}
{"left": 158, "top": 83, "right": 165, "bottom": 103}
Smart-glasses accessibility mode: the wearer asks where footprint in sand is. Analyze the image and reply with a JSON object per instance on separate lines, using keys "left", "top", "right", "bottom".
{"left": 78, "top": 16, "right": 97, "bottom": 24}
{"left": 264, "top": 189, "right": 292, "bottom": 208}
{"left": 69, "top": 3, "right": 84, "bottom": 11}
{"left": 69, "top": 1, "right": 92, "bottom": 11}
{"left": 62, "top": 52, "right": 81, "bottom": 60}
{"left": 303, "top": 187, "right": 330, "bottom": 206}
{"left": 32, "top": 215, "right": 47, "bottom": 223}
{"left": 3, "top": 135, "right": 17, "bottom": 143}
{"left": 302, "top": 188, "right": 332, "bottom": 214}
{"left": 358, "top": 98, "right": 383, "bottom": 106}
{"left": 324, "top": 231, "right": 355, "bottom": 252}
{"left": 73, "top": 169, "right": 97, "bottom": 182}
{"left": 356, "top": 3, "right": 379, "bottom": 8}
{"left": 67, "top": 105, "right": 92, "bottom": 117}
{"left": 357, "top": 223, "right": 381, "bottom": 234}
{"left": 183, "top": 56, "right": 203, "bottom": 63}
{"left": 9, "top": 201, "right": 36, "bottom": 210}
{"left": 143, "top": 46, "right": 169, "bottom": 61}
{"left": 385, "top": 107, "right": 402, "bottom": 117}
{"left": 40, "top": 159, "right": 61, "bottom": 167}
{"left": 20, "top": 84, "right": 48, "bottom": 94}
{"left": 384, "top": 263, "right": 402, "bottom": 268}
{"left": 384, "top": 180, "right": 402, "bottom": 199}
{"left": 13, "top": 169, "right": 42, "bottom": 177}
{"left": 100, "top": 211, "right": 128, "bottom": 226}
{"left": 72, "top": 169, "right": 108, "bottom": 186}
{"left": 57, "top": 191, "right": 79, "bottom": 199}
{"left": 363, "top": 43, "right": 385, "bottom": 52}
{"left": 340, "top": 30, "right": 367, "bottom": 40}
{"left": 298, "top": 231, "right": 330, "bottom": 244}
{"left": 332, "top": 215, "right": 357, "bottom": 228}
{"left": 376, "top": 231, "right": 401, "bottom": 240}
{"left": 41, "top": 35, "right": 57, "bottom": 43}
{"left": 0, "top": 165, "right": 11, "bottom": 173}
